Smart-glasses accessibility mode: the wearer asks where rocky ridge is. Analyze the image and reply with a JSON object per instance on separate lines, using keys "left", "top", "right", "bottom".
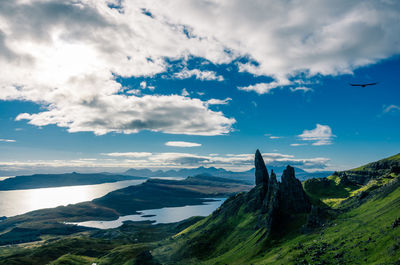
{"left": 336, "top": 153, "right": 400, "bottom": 185}
{"left": 254, "top": 149, "right": 311, "bottom": 232}
{"left": 212, "top": 149, "right": 311, "bottom": 235}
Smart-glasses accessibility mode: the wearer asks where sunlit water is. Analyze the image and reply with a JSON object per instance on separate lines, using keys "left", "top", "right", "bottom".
{"left": 0, "top": 179, "right": 147, "bottom": 217}
{"left": 0, "top": 176, "right": 15, "bottom": 181}
{"left": 70, "top": 198, "right": 226, "bottom": 229}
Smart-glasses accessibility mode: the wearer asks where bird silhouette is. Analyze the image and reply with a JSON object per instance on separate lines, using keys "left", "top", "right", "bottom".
{"left": 349, "top": 82, "right": 378, "bottom": 87}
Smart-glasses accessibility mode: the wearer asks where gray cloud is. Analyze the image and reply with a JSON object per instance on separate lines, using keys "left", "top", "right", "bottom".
{"left": 16, "top": 95, "right": 235, "bottom": 135}
{"left": 0, "top": 0, "right": 399, "bottom": 135}
{"left": 0, "top": 151, "right": 330, "bottom": 174}
{"left": 102, "top": 152, "right": 330, "bottom": 170}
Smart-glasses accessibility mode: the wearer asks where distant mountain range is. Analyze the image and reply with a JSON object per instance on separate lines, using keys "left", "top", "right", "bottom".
{"left": 0, "top": 166, "right": 332, "bottom": 191}
{"left": 124, "top": 166, "right": 332, "bottom": 183}
{"left": 0, "top": 172, "right": 145, "bottom": 191}
{"left": 1, "top": 153, "right": 399, "bottom": 264}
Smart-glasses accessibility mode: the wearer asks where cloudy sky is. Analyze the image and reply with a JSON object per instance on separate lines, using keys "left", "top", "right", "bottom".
{"left": 0, "top": 0, "right": 399, "bottom": 174}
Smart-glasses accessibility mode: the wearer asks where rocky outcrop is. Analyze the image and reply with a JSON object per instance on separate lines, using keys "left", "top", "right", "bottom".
{"left": 279, "top": 165, "right": 311, "bottom": 214}
{"left": 338, "top": 172, "right": 353, "bottom": 186}
{"left": 391, "top": 217, "right": 400, "bottom": 229}
{"left": 134, "top": 250, "right": 160, "bottom": 265}
{"left": 255, "top": 149, "right": 269, "bottom": 186}
{"left": 260, "top": 170, "right": 280, "bottom": 231}
{"left": 302, "top": 206, "right": 324, "bottom": 233}
{"left": 338, "top": 153, "right": 400, "bottom": 185}
{"left": 254, "top": 151, "right": 311, "bottom": 233}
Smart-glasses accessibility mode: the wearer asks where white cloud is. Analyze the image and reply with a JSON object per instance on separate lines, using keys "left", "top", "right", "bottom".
{"left": 102, "top": 152, "right": 152, "bottom": 158}
{"left": 290, "top": 143, "right": 307, "bottom": 146}
{"left": 173, "top": 68, "right": 224, "bottom": 81}
{"left": 269, "top": 136, "right": 281, "bottom": 139}
{"left": 145, "top": 0, "right": 400, "bottom": 87}
{"left": 98, "top": 151, "right": 330, "bottom": 170}
{"left": 0, "top": 0, "right": 399, "bottom": 135}
{"left": 15, "top": 94, "right": 235, "bottom": 136}
{"left": 0, "top": 151, "right": 330, "bottom": 173}
{"left": 238, "top": 82, "right": 282, "bottom": 94}
{"left": 298, "top": 124, "right": 335, "bottom": 146}
{"left": 181, "top": 88, "right": 190, "bottom": 96}
{"left": 0, "top": 139, "right": 16, "bottom": 143}
{"left": 140, "top": 81, "right": 147, "bottom": 89}
{"left": 290, "top": 86, "right": 313, "bottom": 92}
{"left": 239, "top": 82, "right": 312, "bottom": 94}
{"left": 0, "top": 0, "right": 234, "bottom": 136}
{"left": 383, "top": 104, "right": 400, "bottom": 113}
{"left": 165, "top": 141, "right": 201, "bottom": 147}
{"left": 207, "top": 98, "right": 231, "bottom": 105}
{"left": 126, "top": 89, "right": 141, "bottom": 95}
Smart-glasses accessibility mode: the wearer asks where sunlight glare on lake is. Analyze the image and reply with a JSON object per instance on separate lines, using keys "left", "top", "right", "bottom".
{"left": 26, "top": 185, "right": 95, "bottom": 210}
{"left": 0, "top": 179, "right": 145, "bottom": 217}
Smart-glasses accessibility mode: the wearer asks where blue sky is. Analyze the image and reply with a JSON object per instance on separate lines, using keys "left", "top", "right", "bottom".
{"left": 0, "top": 1, "right": 399, "bottom": 175}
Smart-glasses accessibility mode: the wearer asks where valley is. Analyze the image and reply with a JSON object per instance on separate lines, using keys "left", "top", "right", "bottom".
{"left": 0, "top": 152, "right": 399, "bottom": 264}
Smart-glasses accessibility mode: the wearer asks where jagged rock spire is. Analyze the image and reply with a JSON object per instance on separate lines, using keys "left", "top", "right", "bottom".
{"left": 255, "top": 149, "right": 269, "bottom": 186}
{"left": 270, "top": 169, "right": 277, "bottom": 182}
{"left": 279, "top": 165, "right": 311, "bottom": 214}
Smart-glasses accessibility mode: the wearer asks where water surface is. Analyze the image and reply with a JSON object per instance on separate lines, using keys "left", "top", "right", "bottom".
{"left": 71, "top": 198, "right": 226, "bottom": 229}
{"left": 0, "top": 179, "right": 146, "bottom": 217}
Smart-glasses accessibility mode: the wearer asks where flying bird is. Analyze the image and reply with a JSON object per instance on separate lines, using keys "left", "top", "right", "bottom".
{"left": 349, "top": 82, "right": 378, "bottom": 87}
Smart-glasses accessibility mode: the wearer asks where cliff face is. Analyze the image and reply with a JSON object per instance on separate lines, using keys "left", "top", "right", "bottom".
{"left": 213, "top": 150, "right": 311, "bottom": 234}
{"left": 256, "top": 152, "right": 311, "bottom": 232}
{"left": 339, "top": 153, "right": 400, "bottom": 185}
{"left": 156, "top": 153, "right": 400, "bottom": 265}
{"left": 255, "top": 149, "right": 269, "bottom": 186}
{"left": 163, "top": 150, "right": 313, "bottom": 261}
{"left": 279, "top": 165, "right": 311, "bottom": 214}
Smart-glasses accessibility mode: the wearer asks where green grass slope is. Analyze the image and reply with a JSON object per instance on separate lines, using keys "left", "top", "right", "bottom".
{"left": 1, "top": 155, "right": 399, "bottom": 265}
{"left": 0, "top": 217, "right": 201, "bottom": 265}
{"left": 153, "top": 175, "right": 400, "bottom": 265}
{"left": 153, "top": 155, "right": 400, "bottom": 265}
{"left": 352, "top": 153, "right": 400, "bottom": 171}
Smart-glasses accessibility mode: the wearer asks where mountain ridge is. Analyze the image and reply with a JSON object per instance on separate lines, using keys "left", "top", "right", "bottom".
{"left": 0, "top": 172, "right": 145, "bottom": 191}
{"left": 0, "top": 152, "right": 399, "bottom": 264}
{"left": 125, "top": 165, "right": 332, "bottom": 182}
{"left": 153, "top": 151, "right": 400, "bottom": 264}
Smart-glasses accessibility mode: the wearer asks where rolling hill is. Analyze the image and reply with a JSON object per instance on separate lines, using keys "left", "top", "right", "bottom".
{"left": 0, "top": 152, "right": 399, "bottom": 264}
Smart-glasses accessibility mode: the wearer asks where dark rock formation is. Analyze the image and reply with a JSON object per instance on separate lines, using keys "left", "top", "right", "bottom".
{"left": 279, "top": 165, "right": 311, "bottom": 214}
{"left": 339, "top": 154, "right": 400, "bottom": 185}
{"left": 254, "top": 151, "right": 311, "bottom": 233}
{"left": 391, "top": 166, "right": 400, "bottom": 174}
{"left": 255, "top": 149, "right": 269, "bottom": 186}
{"left": 392, "top": 217, "right": 400, "bottom": 229}
{"left": 260, "top": 170, "right": 280, "bottom": 230}
{"left": 302, "top": 206, "right": 324, "bottom": 233}
{"left": 339, "top": 172, "right": 353, "bottom": 186}
{"left": 134, "top": 250, "right": 160, "bottom": 265}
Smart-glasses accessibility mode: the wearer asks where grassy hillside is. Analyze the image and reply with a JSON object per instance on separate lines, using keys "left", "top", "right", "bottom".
{"left": 152, "top": 154, "right": 400, "bottom": 264}
{"left": 152, "top": 173, "right": 400, "bottom": 264}
{"left": 0, "top": 154, "right": 399, "bottom": 264}
{"left": 0, "top": 175, "right": 251, "bottom": 246}
{"left": 0, "top": 218, "right": 202, "bottom": 265}
{"left": 352, "top": 153, "right": 400, "bottom": 171}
